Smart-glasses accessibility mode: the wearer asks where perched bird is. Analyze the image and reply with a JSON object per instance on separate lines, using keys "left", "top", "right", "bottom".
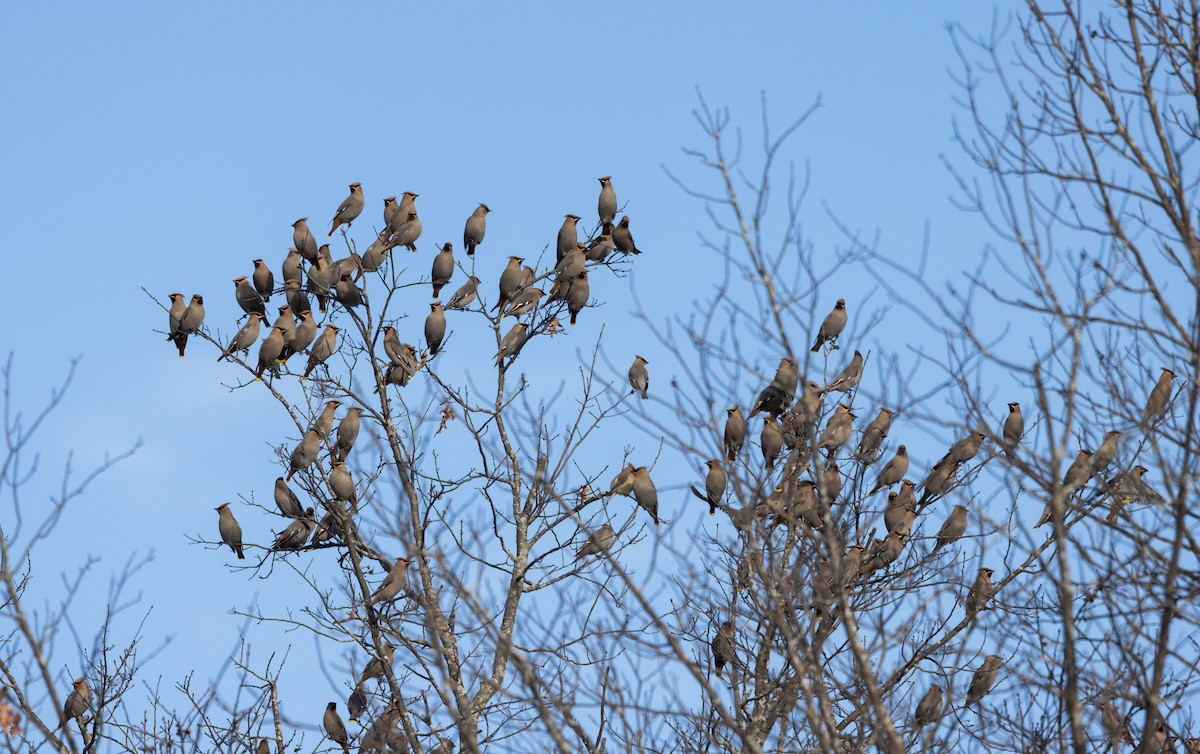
{"left": 965, "top": 655, "right": 1002, "bottom": 706}
{"left": 748, "top": 362, "right": 795, "bottom": 418}
{"left": 169, "top": 294, "right": 205, "bottom": 358}
{"left": 270, "top": 305, "right": 298, "bottom": 352}
{"left": 940, "top": 431, "right": 986, "bottom": 467}
{"left": 446, "top": 276, "right": 481, "bottom": 310}
{"left": 553, "top": 243, "right": 586, "bottom": 284}
{"left": 272, "top": 508, "right": 315, "bottom": 550}
{"left": 335, "top": 273, "right": 364, "bottom": 309}
{"left": 1062, "top": 449, "right": 1095, "bottom": 493}
{"left": 577, "top": 523, "right": 615, "bottom": 560}
{"left": 895, "top": 479, "right": 917, "bottom": 512}
{"left": 1092, "top": 430, "right": 1122, "bottom": 472}
{"left": 1143, "top": 367, "right": 1175, "bottom": 424}
{"left": 869, "top": 445, "right": 909, "bottom": 494}
{"left": 864, "top": 531, "right": 906, "bottom": 573}
{"left": 218, "top": 311, "right": 265, "bottom": 362}
{"left": 431, "top": 243, "right": 454, "bottom": 296}
{"left": 1104, "top": 464, "right": 1158, "bottom": 523}
{"left": 293, "top": 218, "right": 319, "bottom": 265}
{"left": 61, "top": 677, "right": 91, "bottom": 730}
{"left": 329, "top": 461, "right": 357, "bottom": 510}
{"left": 328, "top": 182, "right": 365, "bottom": 236}
{"left": 883, "top": 492, "right": 910, "bottom": 534}
{"left": 360, "top": 703, "right": 404, "bottom": 753}
{"left": 689, "top": 459, "right": 727, "bottom": 515}
{"left": 855, "top": 408, "right": 894, "bottom": 462}
{"left": 816, "top": 404, "right": 855, "bottom": 452}
{"left": 347, "top": 685, "right": 367, "bottom": 725}
{"left": 234, "top": 276, "right": 266, "bottom": 316}
{"left": 933, "top": 505, "right": 968, "bottom": 552}
{"left": 585, "top": 222, "right": 616, "bottom": 262}
{"left": 256, "top": 326, "right": 288, "bottom": 380}
{"left": 598, "top": 176, "right": 617, "bottom": 224}
{"left": 495, "top": 256, "right": 525, "bottom": 313}
{"left": 1099, "top": 701, "right": 1134, "bottom": 749}
{"left": 273, "top": 477, "right": 305, "bottom": 518}
{"left": 282, "top": 310, "right": 316, "bottom": 362}
{"left": 919, "top": 462, "right": 958, "bottom": 505}
{"left": 1002, "top": 401, "right": 1023, "bottom": 455}
{"left": 312, "top": 400, "right": 342, "bottom": 440}
{"left": 287, "top": 431, "right": 322, "bottom": 480}
{"left": 724, "top": 406, "right": 747, "bottom": 461}
{"left": 566, "top": 270, "right": 590, "bottom": 326}
{"left": 463, "top": 203, "right": 490, "bottom": 256}
{"left": 504, "top": 287, "right": 544, "bottom": 318}
{"left": 323, "top": 702, "right": 350, "bottom": 754}
{"left": 381, "top": 196, "right": 400, "bottom": 231}
{"left": 819, "top": 461, "right": 842, "bottom": 503}
{"left": 367, "top": 557, "right": 410, "bottom": 606}
{"left": 556, "top": 214, "right": 581, "bottom": 262}
{"left": 913, "top": 685, "right": 943, "bottom": 728}
{"left": 359, "top": 643, "right": 396, "bottom": 683}
{"left": 495, "top": 323, "right": 529, "bottom": 366}
{"left": 425, "top": 302, "right": 446, "bottom": 356}
{"left": 711, "top": 621, "right": 735, "bottom": 678}
{"left": 335, "top": 407, "right": 363, "bottom": 461}
{"left": 612, "top": 215, "right": 642, "bottom": 254}
{"left": 215, "top": 503, "right": 245, "bottom": 559}
{"left": 284, "top": 279, "right": 312, "bottom": 319}
{"left": 610, "top": 464, "right": 636, "bottom": 497}
{"left": 628, "top": 356, "right": 650, "bottom": 400}
{"left": 392, "top": 191, "right": 418, "bottom": 229}
{"left": 965, "top": 566, "right": 994, "bottom": 617}
{"left": 811, "top": 298, "right": 847, "bottom": 352}
{"left": 255, "top": 740, "right": 270, "bottom": 754}
{"left": 825, "top": 350, "right": 863, "bottom": 393}
{"left": 382, "top": 326, "right": 406, "bottom": 365}
{"left": 167, "top": 292, "right": 186, "bottom": 338}
{"left": 252, "top": 258, "right": 275, "bottom": 301}
{"left": 632, "top": 466, "right": 660, "bottom": 524}
{"left": 282, "top": 248, "right": 304, "bottom": 285}
{"left": 302, "top": 325, "right": 340, "bottom": 380}
{"left": 307, "top": 245, "right": 338, "bottom": 308}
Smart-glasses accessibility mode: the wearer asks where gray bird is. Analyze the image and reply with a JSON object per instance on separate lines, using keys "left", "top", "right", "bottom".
{"left": 811, "top": 298, "right": 847, "bottom": 352}
{"left": 446, "top": 276, "right": 481, "bottom": 310}
{"left": 553, "top": 243, "right": 586, "bottom": 281}
{"left": 234, "top": 276, "right": 266, "bottom": 316}
{"left": 285, "top": 279, "right": 312, "bottom": 317}
{"left": 252, "top": 258, "right": 275, "bottom": 301}
{"left": 309, "top": 507, "right": 343, "bottom": 548}
{"left": 919, "top": 461, "right": 958, "bottom": 505}
{"left": 940, "top": 431, "right": 986, "bottom": 467}
{"left": 282, "top": 248, "right": 304, "bottom": 285}
{"left": 690, "top": 459, "right": 727, "bottom": 515}
{"left": 965, "top": 566, "right": 994, "bottom": 617}
{"left": 463, "top": 203, "right": 489, "bottom": 256}
{"left": 272, "top": 508, "right": 315, "bottom": 550}
{"left": 359, "top": 233, "right": 391, "bottom": 275}
{"left": 287, "top": 431, "right": 322, "bottom": 480}
{"left": 855, "top": 408, "right": 894, "bottom": 462}
{"left": 307, "top": 245, "right": 338, "bottom": 308}
{"left": 825, "top": 350, "right": 863, "bottom": 393}
{"left": 504, "top": 287, "right": 544, "bottom": 318}
{"left": 895, "top": 478, "right": 917, "bottom": 511}
{"left": 883, "top": 492, "right": 910, "bottom": 534}
{"left": 282, "top": 310, "right": 316, "bottom": 362}
{"left": 586, "top": 222, "right": 616, "bottom": 261}
{"left": 302, "top": 324, "right": 339, "bottom": 380}
{"left": 557, "top": 214, "right": 581, "bottom": 262}
{"left": 393, "top": 191, "right": 418, "bottom": 228}
{"left": 632, "top": 466, "right": 660, "bottom": 524}
{"left": 869, "top": 445, "right": 909, "bottom": 494}
{"left": 359, "top": 642, "right": 396, "bottom": 683}
{"left": 819, "top": 461, "right": 842, "bottom": 503}
{"left": 381, "top": 326, "right": 406, "bottom": 365}
{"left": 271, "top": 305, "right": 298, "bottom": 350}
{"left": 335, "top": 407, "right": 363, "bottom": 461}
{"left": 1105, "top": 465, "right": 1158, "bottom": 522}
{"left": 215, "top": 503, "right": 245, "bottom": 559}
{"left": 711, "top": 620, "right": 735, "bottom": 678}
{"left": 347, "top": 684, "right": 367, "bottom": 725}
{"left": 61, "top": 677, "right": 91, "bottom": 730}
{"left": 566, "top": 270, "right": 590, "bottom": 326}
{"left": 382, "top": 196, "right": 400, "bottom": 232}
{"left": 1143, "top": 367, "right": 1175, "bottom": 424}
{"left": 1062, "top": 449, "right": 1095, "bottom": 493}
{"left": 864, "top": 531, "right": 905, "bottom": 573}
{"left": 218, "top": 311, "right": 265, "bottom": 362}
{"left": 323, "top": 702, "right": 350, "bottom": 754}
{"left": 383, "top": 343, "right": 421, "bottom": 387}
{"left": 388, "top": 211, "right": 422, "bottom": 251}
{"left": 913, "top": 685, "right": 943, "bottom": 728}
{"left": 312, "top": 400, "right": 342, "bottom": 440}
{"left": 425, "top": 302, "right": 446, "bottom": 356}
{"left": 628, "top": 356, "right": 649, "bottom": 400}
{"left": 761, "top": 417, "right": 782, "bottom": 472}
{"left": 495, "top": 322, "right": 529, "bottom": 366}
{"left": 598, "top": 176, "right": 617, "bottom": 224}
{"left": 933, "top": 505, "right": 968, "bottom": 552}
{"left": 273, "top": 477, "right": 305, "bottom": 518}
{"left": 495, "top": 256, "right": 525, "bottom": 312}
{"left": 169, "top": 294, "right": 206, "bottom": 358}
{"left": 328, "top": 182, "right": 364, "bottom": 236}
{"left": 335, "top": 273, "right": 364, "bottom": 309}
{"left": 965, "top": 655, "right": 1002, "bottom": 706}
{"left": 1092, "top": 430, "right": 1122, "bottom": 472}
{"left": 431, "top": 243, "right": 454, "bottom": 296}
{"left": 816, "top": 404, "right": 855, "bottom": 452}
{"left": 256, "top": 326, "right": 288, "bottom": 380}
{"left": 610, "top": 464, "right": 635, "bottom": 496}
{"left": 168, "top": 292, "right": 186, "bottom": 337}
{"left": 612, "top": 215, "right": 642, "bottom": 254}
{"left": 1100, "top": 701, "right": 1135, "bottom": 749}
{"left": 293, "top": 218, "right": 319, "bottom": 264}
{"left": 724, "top": 406, "right": 746, "bottom": 461}
{"left": 1002, "top": 401, "right": 1023, "bottom": 455}
{"left": 367, "top": 557, "right": 410, "bottom": 606}
{"left": 577, "top": 523, "right": 615, "bottom": 560}
{"left": 255, "top": 739, "right": 270, "bottom": 754}
{"left": 329, "top": 461, "right": 357, "bottom": 510}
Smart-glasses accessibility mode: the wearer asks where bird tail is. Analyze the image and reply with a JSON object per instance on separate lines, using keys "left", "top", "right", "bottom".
{"left": 810, "top": 338, "right": 822, "bottom": 353}
{"left": 328, "top": 222, "right": 339, "bottom": 237}
{"left": 571, "top": 312, "right": 578, "bottom": 326}
{"left": 236, "top": 545, "right": 245, "bottom": 560}
{"left": 433, "top": 284, "right": 443, "bottom": 297}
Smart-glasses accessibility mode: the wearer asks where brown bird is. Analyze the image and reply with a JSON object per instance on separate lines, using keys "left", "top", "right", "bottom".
{"left": 855, "top": 407, "right": 894, "bottom": 462}
{"left": 933, "top": 505, "right": 968, "bottom": 552}
{"left": 1002, "top": 401, "right": 1023, "bottom": 455}
{"left": 1099, "top": 701, "right": 1134, "bottom": 748}
{"left": 869, "top": 445, "right": 909, "bottom": 494}
{"left": 612, "top": 215, "right": 642, "bottom": 254}
{"left": 940, "top": 431, "right": 986, "bottom": 467}
{"left": 463, "top": 203, "right": 490, "bottom": 256}
{"left": 1092, "top": 430, "right": 1122, "bottom": 472}
{"left": 1104, "top": 465, "right": 1156, "bottom": 523}
{"left": 218, "top": 311, "right": 265, "bottom": 362}
{"left": 287, "top": 430, "right": 321, "bottom": 480}
{"left": 272, "top": 508, "right": 316, "bottom": 550}
{"left": 724, "top": 406, "right": 747, "bottom": 461}
{"left": 819, "top": 461, "right": 842, "bottom": 503}
{"left": 919, "top": 461, "right": 958, "bottom": 505}
{"left": 1062, "top": 449, "right": 1095, "bottom": 493}
{"left": 1143, "top": 367, "right": 1175, "bottom": 425}
{"left": 293, "top": 218, "right": 319, "bottom": 265}
{"left": 61, "top": 677, "right": 91, "bottom": 730}
{"left": 234, "top": 276, "right": 266, "bottom": 316}
{"left": 495, "top": 256, "right": 525, "bottom": 313}
{"left": 359, "top": 643, "right": 396, "bottom": 683}
{"left": 610, "top": 464, "right": 635, "bottom": 497}
{"left": 347, "top": 685, "right": 367, "bottom": 725}
{"left": 711, "top": 620, "right": 735, "bottom": 677}
{"left": 312, "top": 399, "right": 342, "bottom": 440}
{"left": 864, "top": 531, "right": 906, "bottom": 573}
{"left": 761, "top": 417, "right": 783, "bottom": 472}
{"left": 825, "top": 350, "right": 863, "bottom": 393}
{"left": 334, "top": 407, "right": 362, "bottom": 461}
{"left": 302, "top": 324, "right": 340, "bottom": 380}
{"left": 495, "top": 323, "right": 529, "bottom": 366}
{"left": 252, "top": 258, "right": 275, "bottom": 301}
{"left": 329, "top": 461, "right": 358, "bottom": 510}
{"left": 913, "top": 684, "right": 943, "bottom": 728}
{"left": 446, "top": 276, "right": 481, "bottom": 310}
{"left": 168, "top": 293, "right": 205, "bottom": 358}
{"left": 367, "top": 557, "right": 410, "bottom": 606}
{"left": 323, "top": 702, "right": 350, "bottom": 754}
{"left": 255, "top": 740, "right": 270, "bottom": 754}
{"left": 215, "top": 503, "right": 245, "bottom": 559}
{"left": 256, "top": 326, "right": 289, "bottom": 380}
{"left": 811, "top": 298, "right": 847, "bottom": 352}
{"left": 628, "top": 356, "right": 649, "bottom": 400}
{"left": 425, "top": 302, "right": 446, "bottom": 356}
{"left": 566, "top": 269, "right": 590, "bottom": 326}
{"left": 328, "top": 182, "right": 364, "bottom": 236}
{"left": 816, "top": 404, "right": 855, "bottom": 452}
{"left": 577, "top": 523, "right": 615, "bottom": 560}
{"left": 273, "top": 477, "right": 305, "bottom": 518}
{"left": 965, "top": 566, "right": 994, "bottom": 617}
{"left": 557, "top": 214, "right": 581, "bottom": 262}
{"left": 632, "top": 466, "right": 660, "bottom": 524}
{"left": 598, "top": 176, "right": 617, "bottom": 224}
{"left": 690, "top": 459, "right": 727, "bottom": 515}
{"left": 965, "top": 655, "right": 1002, "bottom": 706}
{"left": 883, "top": 492, "right": 909, "bottom": 534}
{"left": 431, "top": 242, "right": 454, "bottom": 297}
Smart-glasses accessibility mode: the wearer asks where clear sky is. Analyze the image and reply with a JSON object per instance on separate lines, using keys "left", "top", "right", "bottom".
{"left": 1, "top": 0, "right": 1013, "bottom": 744}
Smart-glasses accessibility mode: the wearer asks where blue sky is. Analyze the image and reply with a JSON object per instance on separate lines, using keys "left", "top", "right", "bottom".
{"left": 1, "top": 0, "right": 1013, "bottom": 743}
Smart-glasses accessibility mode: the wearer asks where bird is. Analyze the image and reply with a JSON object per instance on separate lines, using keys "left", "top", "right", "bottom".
{"left": 504, "top": 287, "right": 545, "bottom": 318}
{"left": 883, "top": 492, "right": 910, "bottom": 534}
{"left": 825, "top": 350, "right": 863, "bottom": 393}
{"left": 167, "top": 292, "right": 186, "bottom": 338}
{"left": 495, "top": 323, "right": 529, "bottom": 366}
{"left": 393, "top": 191, "right": 418, "bottom": 228}
{"left": 760, "top": 418, "right": 783, "bottom": 471}
{"left": 1092, "top": 430, "right": 1122, "bottom": 472}
{"left": 748, "top": 383, "right": 790, "bottom": 419}
{"left": 335, "top": 273, "right": 364, "bottom": 309}
{"left": 816, "top": 404, "right": 855, "bottom": 452}
{"left": 218, "top": 311, "right": 265, "bottom": 362}
{"left": 282, "top": 248, "right": 304, "bottom": 285}
{"left": 1099, "top": 701, "right": 1134, "bottom": 748}
{"left": 293, "top": 218, "right": 319, "bottom": 264}
{"left": 965, "top": 566, "right": 994, "bottom": 617}
{"left": 168, "top": 294, "right": 205, "bottom": 358}
{"left": 334, "top": 407, "right": 362, "bottom": 461}
{"left": 628, "top": 356, "right": 649, "bottom": 400}
{"left": 287, "top": 431, "right": 321, "bottom": 480}
{"left": 1062, "top": 449, "right": 1095, "bottom": 493}
{"left": 609, "top": 464, "right": 636, "bottom": 497}
{"left": 272, "top": 508, "right": 316, "bottom": 550}
{"left": 329, "top": 461, "right": 357, "bottom": 510}
{"left": 869, "top": 445, "right": 909, "bottom": 494}
{"left": 553, "top": 243, "right": 586, "bottom": 284}
{"left": 495, "top": 256, "right": 525, "bottom": 313}
{"left": 1002, "top": 401, "right": 1023, "bottom": 455}
{"left": 273, "top": 477, "right": 305, "bottom": 518}
{"left": 431, "top": 243, "right": 454, "bottom": 297}
{"left": 913, "top": 684, "right": 943, "bottom": 728}
{"left": 711, "top": 620, "right": 735, "bottom": 678}
{"left": 312, "top": 400, "right": 342, "bottom": 440}
{"left": 811, "top": 298, "right": 847, "bottom": 352}
{"left": 270, "top": 305, "right": 298, "bottom": 352}
{"left": 302, "top": 325, "right": 340, "bottom": 380}
{"left": 724, "top": 406, "right": 747, "bottom": 461}
{"left": 347, "top": 684, "right": 367, "bottom": 725}
{"left": 252, "top": 258, "right": 275, "bottom": 302}
{"left": 598, "top": 176, "right": 617, "bottom": 224}
{"left": 425, "top": 302, "right": 446, "bottom": 356}
{"left": 577, "top": 523, "right": 615, "bottom": 560}
{"left": 359, "top": 643, "right": 396, "bottom": 683}
{"left": 446, "top": 276, "right": 480, "bottom": 310}
{"left": 612, "top": 215, "right": 642, "bottom": 254}
{"left": 919, "top": 462, "right": 958, "bottom": 506}
{"left": 284, "top": 281, "right": 313, "bottom": 326}
{"left": 566, "top": 270, "right": 590, "bottom": 326}
{"left": 328, "top": 182, "right": 364, "bottom": 236}
{"left": 215, "top": 503, "right": 244, "bottom": 559}
{"left": 965, "top": 655, "right": 1002, "bottom": 706}
{"left": 1143, "top": 367, "right": 1175, "bottom": 425}
{"left": 282, "top": 309, "right": 316, "bottom": 362}
{"left": 586, "top": 222, "right": 616, "bottom": 262}
{"left": 463, "top": 203, "right": 490, "bottom": 256}
{"left": 940, "top": 431, "right": 986, "bottom": 467}
{"left": 255, "top": 739, "right": 270, "bottom": 754}
{"left": 381, "top": 195, "right": 400, "bottom": 230}
{"left": 933, "top": 505, "right": 968, "bottom": 552}
{"left": 61, "top": 677, "right": 91, "bottom": 730}
{"left": 234, "top": 276, "right": 266, "bottom": 316}
{"left": 323, "top": 702, "right": 350, "bottom": 754}
{"left": 819, "top": 461, "right": 842, "bottom": 503}
{"left": 256, "top": 326, "right": 288, "bottom": 380}
{"left": 367, "top": 557, "right": 410, "bottom": 606}
{"left": 689, "top": 459, "right": 727, "bottom": 515}
{"left": 632, "top": 466, "right": 659, "bottom": 524}
{"left": 387, "top": 211, "right": 423, "bottom": 252}
{"left": 557, "top": 214, "right": 581, "bottom": 262}
{"left": 855, "top": 408, "right": 894, "bottom": 462}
